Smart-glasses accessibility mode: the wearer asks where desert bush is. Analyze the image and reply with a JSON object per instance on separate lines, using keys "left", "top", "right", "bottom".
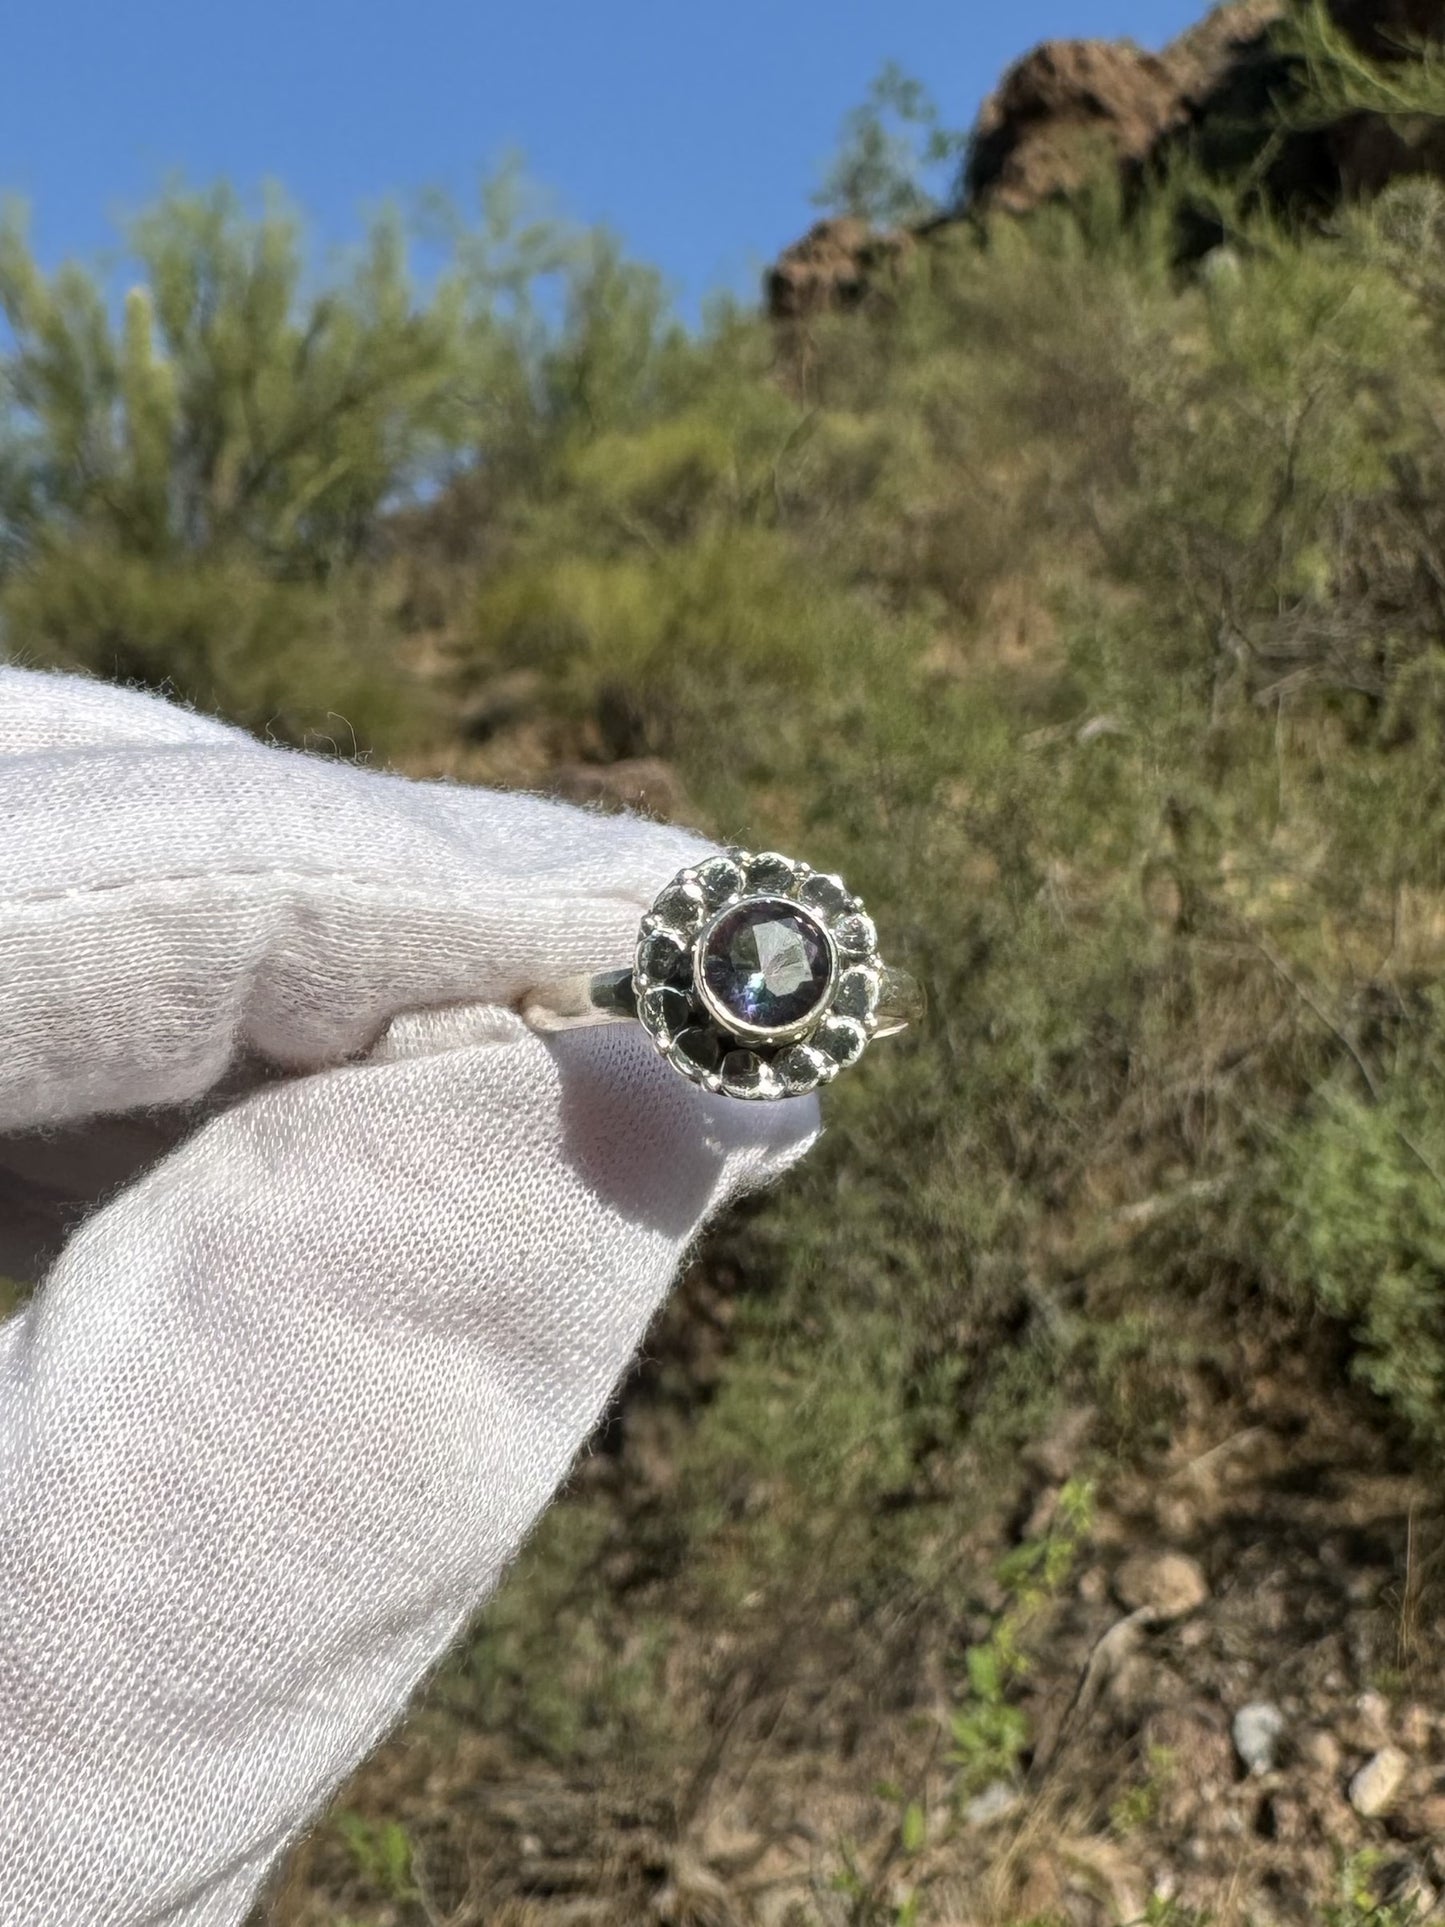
{"left": 0, "top": 176, "right": 591, "bottom": 742}
{"left": 812, "top": 60, "right": 967, "bottom": 225}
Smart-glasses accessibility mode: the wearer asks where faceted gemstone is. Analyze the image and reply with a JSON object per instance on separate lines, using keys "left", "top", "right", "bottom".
{"left": 798, "top": 871, "right": 856, "bottom": 920}
{"left": 637, "top": 928, "right": 693, "bottom": 989}
{"left": 743, "top": 851, "right": 797, "bottom": 896}
{"left": 831, "top": 911, "right": 878, "bottom": 961}
{"left": 701, "top": 898, "right": 832, "bottom": 1034}
{"left": 815, "top": 1014, "right": 868, "bottom": 1068}
{"left": 694, "top": 854, "right": 745, "bottom": 908}
{"left": 832, "top": 965, "right": 881, "bottom": 1024}
{"left": 720, "top": 1049, "right": 781, "bottom": 1099}
{"left": 672, "top": 1026, "right": 722, "bottom": 1080}
{"left": 652, "top": 881, "right": 707, "bottom": 935}
{"left": 774, "top": 1042, "right": 830, "bottom": 1095}
{"left": 640, "top": 984, "right": 693, "bottom": 1041}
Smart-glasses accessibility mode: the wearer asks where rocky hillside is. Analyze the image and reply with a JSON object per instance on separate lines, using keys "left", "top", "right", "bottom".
{"left": 769, "top": 0, "right": 1445, "bottom": 319}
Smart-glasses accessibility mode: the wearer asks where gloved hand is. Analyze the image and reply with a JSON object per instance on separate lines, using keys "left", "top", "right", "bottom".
{"left": 0, "top": 667, "right": 819, "bottom": 1927}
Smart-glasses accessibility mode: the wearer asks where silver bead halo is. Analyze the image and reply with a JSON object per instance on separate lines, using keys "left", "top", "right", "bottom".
{"left": 633, "top": 846, "right": 886, "bottom": 1100}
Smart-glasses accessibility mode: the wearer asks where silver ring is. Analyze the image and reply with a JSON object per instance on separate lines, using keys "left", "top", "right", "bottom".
{"left": 519, "top": 847, "right": 923, "bottom": 1099}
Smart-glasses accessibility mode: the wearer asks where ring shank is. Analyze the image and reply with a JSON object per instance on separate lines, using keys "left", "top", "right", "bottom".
{"left": 520, "top": 966, "right": 920, "bottom": 1038}
{"left": 520, "top": 969, "right": 637, "bottom": 1034}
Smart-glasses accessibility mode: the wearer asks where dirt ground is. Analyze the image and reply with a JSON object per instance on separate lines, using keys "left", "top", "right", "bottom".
{"left": 254, "top": 1277, "right": 1445, "bottom": 1927}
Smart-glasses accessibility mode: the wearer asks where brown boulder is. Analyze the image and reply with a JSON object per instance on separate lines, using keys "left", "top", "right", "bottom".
{"left": 963, "top": 37, "right": 1190, "bottom": 217}
{"left": 965, "top": 0, "right": 1445, "bottom": 220}
{"left": 963, "top": 2, "right": 1287, "bottom": 216}
{"left": 1166, "top": 0, "right": 1292, "bottom": 97}
{"left": 765, "top": 216, "right": 914, "bottom": 322}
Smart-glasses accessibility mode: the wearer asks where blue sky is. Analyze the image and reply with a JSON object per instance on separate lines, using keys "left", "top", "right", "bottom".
{"left": 3, "top": 1, "right": 1204, "bottom": 322}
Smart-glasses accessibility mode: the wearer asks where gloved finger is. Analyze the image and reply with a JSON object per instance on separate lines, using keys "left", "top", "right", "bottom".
{"left": 0, "top": 668, "right": 719, "bottom": 1133}
{"left": 0, "top": 665, "right": 255, "bottom": 757}
{"left": 0, "top": 1006, "right": 818, "bottom": 1927}
{"left": 0, "top": 1068, "right": 287, "bottom": 1286}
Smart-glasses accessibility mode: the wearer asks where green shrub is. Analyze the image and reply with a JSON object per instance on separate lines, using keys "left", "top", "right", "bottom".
{"left": 1266, "top": 1005, "right": 1445, "bottom": 1437}
{"left": 1, "top": 538, "right": 427, "bottom": 747}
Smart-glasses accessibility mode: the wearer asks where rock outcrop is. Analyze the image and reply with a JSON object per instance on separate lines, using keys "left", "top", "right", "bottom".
{"left": 767, "top": 0, "right": 1445, "bottom": 319}
{"left": 765, "top": 216, "right": 916, "bottom": 322}
{"left": 962, "top": 0, "right": 1286, "bottom": 216}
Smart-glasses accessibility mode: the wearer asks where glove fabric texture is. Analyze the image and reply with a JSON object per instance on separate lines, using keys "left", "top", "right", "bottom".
{"left": 0, "top": 667, "right": 819, "bottom": 1926}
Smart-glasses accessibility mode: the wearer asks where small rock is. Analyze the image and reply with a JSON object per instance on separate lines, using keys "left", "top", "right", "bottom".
{"left": 963, "top": 1780, "right": 1023, "bottom": 1828}
{"left": 1401, "top": 1702, "right": 1434, "bottom": 1751}
{"left": 1023, "top": 1485, "right": 1060, "bottom": 1539}
{"left": 1353, "top": 1690, "right": 1393, "bottom": 1750}
{"left": 1077, "top": 1564, "right": 1109, "bottom": 1605}
{"left": 1153, "top": 1493, "right": 1197, "bottom": 1539}
{"left": 1114, "top": 1550, "right": 1209, "bottom": 1621}
{"left": 765, "top": 216, "right": 914, "bottom": 322}
{"left": 1346, "top": 1567, "right": 1382, "bottom": 1604}
{"left": 1201, "top": 244, "right": 1243, "bottom": 286}
{"left": 1233, "top": 1702, "right": 1286, "bottom": 1776}
{"left": 1350, "top": 1746, "right": 1410, "bottom": 1819}
{"left": 1299, "top": 1728, "right": 1343, "bottom": 1776}
{"left": 1377, "top": 1857, "right": 1436, "bottom": 1916}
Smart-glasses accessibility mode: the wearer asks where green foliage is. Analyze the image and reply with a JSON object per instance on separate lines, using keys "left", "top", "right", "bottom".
{"left": 1267, "top": 1022, "right": 1445, "bottom": 1435}
{"left": 1, "top": 539, "right": 420, "bottom": 747}
{"left": 0, "top": 172, "right": 650, "bottom": 743}
{"left": 813, "top": 61, "right": 967, "bottom": 225}
{"left": 1322, "top": 1850, "right": 1428, "bottom": 1927}
{"left": 330, "top": 1811, "right": 419, "bottom": 1904}
{"left": 1109, "top": 1746, "right": 1179, "bottom": 1836}
{"left": 1134, "top": 1904, "right": 1211, "bottom": 1927}
{"left": 829, "top": 1832, "right": 924, "bottom": 1927}
{"left": 947, "top": 1482, "right": 1095, "bottom": 1795}
{"left": 0, "top": 184, "right": 464, "bottom": 738}
{"left": 0, "top": 187, "right": 461, "bottom": 563}
{"left": 1280, "top": 0, "right": 1445, "bottom": 126}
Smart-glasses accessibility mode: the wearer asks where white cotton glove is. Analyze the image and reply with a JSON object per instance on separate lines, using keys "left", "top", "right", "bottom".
{"left": 0, "top": 667, "right": 820, "bottom": 1927}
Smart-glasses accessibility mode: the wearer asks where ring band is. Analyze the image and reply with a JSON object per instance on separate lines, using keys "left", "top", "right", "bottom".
{"left": 519, "top": 847, "right": 923, "bottom": 1100}
{"left": 520, "top": 963, "right": 922, "bottom": 1038}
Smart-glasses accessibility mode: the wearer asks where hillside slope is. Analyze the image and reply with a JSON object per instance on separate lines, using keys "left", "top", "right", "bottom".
{"left": 5, "top": 5, "right": 1445, "bottom": 1924}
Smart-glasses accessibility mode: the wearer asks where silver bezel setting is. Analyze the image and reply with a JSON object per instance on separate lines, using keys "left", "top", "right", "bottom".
{"left": 633, "top": 847, "right": 886, "bottom": 1099}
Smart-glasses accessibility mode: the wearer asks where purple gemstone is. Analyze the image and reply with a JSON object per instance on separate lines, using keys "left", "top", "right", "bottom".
{"left": 700, "top": 898, "right": 832, "bottom": 1033}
